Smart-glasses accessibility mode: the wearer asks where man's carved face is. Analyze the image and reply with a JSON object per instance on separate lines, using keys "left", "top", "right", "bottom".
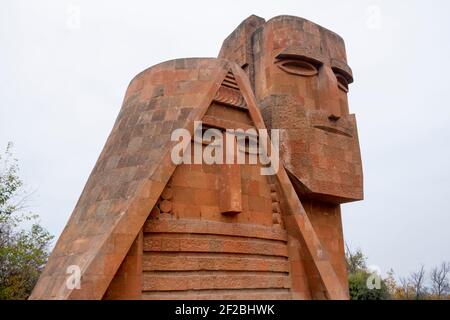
{"left": 253, "top": 16, "right": 363, "bottom": 203}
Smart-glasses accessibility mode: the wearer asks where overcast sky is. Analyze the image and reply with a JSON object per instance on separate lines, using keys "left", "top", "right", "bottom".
{"left": 1, "top": 0, "right": 449, "bottom": 279}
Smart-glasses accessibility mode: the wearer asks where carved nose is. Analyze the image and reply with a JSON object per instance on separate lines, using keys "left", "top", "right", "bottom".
{"left": 328, "top": 114, "right": 341, "bottom": 122}
{"left": 317, "top": 66, "right": 341, "bottom": 117}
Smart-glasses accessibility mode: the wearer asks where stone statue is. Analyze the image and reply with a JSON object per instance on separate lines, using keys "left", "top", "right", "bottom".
{"left": 30, "top": 15, "right": 363, "bottom": 300}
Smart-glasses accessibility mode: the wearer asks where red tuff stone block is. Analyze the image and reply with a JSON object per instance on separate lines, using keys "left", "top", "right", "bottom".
{"left": 159, "top": 200, "right": 172, "bottom": 213}
{"left": 218, "top": 164, "right": 242, "bottom": 215}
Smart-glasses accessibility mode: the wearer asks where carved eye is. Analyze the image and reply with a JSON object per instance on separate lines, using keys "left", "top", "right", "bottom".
{"left": 335, "top": 73, "right": 349, "bottom": 93}
{"left": 276, "top": 59, "right": 318, "bottom": 77}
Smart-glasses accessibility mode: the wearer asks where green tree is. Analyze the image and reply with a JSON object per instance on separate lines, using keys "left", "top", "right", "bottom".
{"left": 345, "top": 244, "right": 390, "bottom": 300}
{"left": 0, "top": 142, "right": 53, "bottom": 300}
{"left": 345, "top": 244, "right": 367, "bottom": 274}
{"left": 348, "top": 271, "right": 390, "bottom": 300}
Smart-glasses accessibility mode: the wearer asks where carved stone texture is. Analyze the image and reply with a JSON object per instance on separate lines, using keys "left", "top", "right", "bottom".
{"left": 30, "top": 15, "right": 363, "bottom": 300}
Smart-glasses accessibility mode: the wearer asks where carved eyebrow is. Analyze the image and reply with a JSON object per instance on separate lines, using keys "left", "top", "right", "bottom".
{"left": 331, "top": 59, "right": 353, "bottom": 84}
{"left": 275, "top": 46, "right": 325, "bottom": 66}
{"left": 274, "top": 46, "right": 354, "bottom": 84}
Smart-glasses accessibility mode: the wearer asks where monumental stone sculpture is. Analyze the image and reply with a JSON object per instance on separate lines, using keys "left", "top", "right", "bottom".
{"left": 30, "top": 15, "right": 363, "bottom": 300}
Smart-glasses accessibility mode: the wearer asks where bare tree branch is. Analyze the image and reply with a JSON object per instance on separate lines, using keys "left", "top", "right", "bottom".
{"left": 410, "top": 264, "right": 427, "bottom": 300}
{"left": 430, "top": 262, "right": 450, "bottom": 299}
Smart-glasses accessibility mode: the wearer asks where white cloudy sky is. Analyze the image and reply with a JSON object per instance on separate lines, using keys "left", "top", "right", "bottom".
{"left": 1, "top": 0, "right": 449, "bottom": 279}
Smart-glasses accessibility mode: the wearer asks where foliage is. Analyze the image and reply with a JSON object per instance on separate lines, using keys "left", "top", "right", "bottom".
{"left": 0, "top": 143, "right": 54, "bottom": 300}
{"left": 346, "top": 244, "right": 449, "bottom": 300}
{"left": 348, "top": 271, "right": 390, "bottom": 300}
{"left": 345, "top": 244, "right": 367, "bottom": 274}
{"left": 345, "top": 244, "right": 390, "bottom": 300}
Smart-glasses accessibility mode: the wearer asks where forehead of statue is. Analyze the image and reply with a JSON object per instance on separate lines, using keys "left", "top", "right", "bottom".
{"left": 258, "top": 20, "right": 353, "bottom": 82}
